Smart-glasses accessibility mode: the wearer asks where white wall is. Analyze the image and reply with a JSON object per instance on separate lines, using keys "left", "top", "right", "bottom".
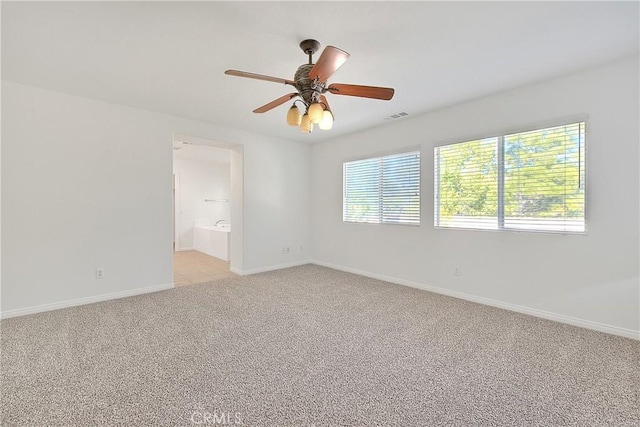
{"left": 310, "top": 56, "right": 640, "bottom": 337}
{"left": 1, "top": 81, "right": 311, "bottom": 316}
{"left": 173, "top": 155, "right": 230, "bottom": 250}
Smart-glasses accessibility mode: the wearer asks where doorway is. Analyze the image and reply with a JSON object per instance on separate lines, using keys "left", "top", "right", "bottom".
{"left": 172, "top": 133, "right": 243, "bottom": 285}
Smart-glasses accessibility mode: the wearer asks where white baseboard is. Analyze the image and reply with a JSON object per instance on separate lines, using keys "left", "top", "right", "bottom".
{"left": 174, "top": 247, "right": 194, "bottom": 252}
{"left": 231, "top": 260, "right": 311, "bottom": 276}
{"left": 0, "top": 283, "right": 175, "bottom": 319}
{"left": 311, "top": 260, "right": 639, "bottom": 341}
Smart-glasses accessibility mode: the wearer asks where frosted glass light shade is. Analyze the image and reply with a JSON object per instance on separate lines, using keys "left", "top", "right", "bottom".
{"left": 308, "top": 102, "right": 324, "bottom": 124}
{"left": 319, "top": 110, "right": 334, "bottom": 130}
{"left": 300, "top": 113, "right": 313, "bottom": 133}
{"left": 286, "top": 105, "right": 301, "bottom": 126}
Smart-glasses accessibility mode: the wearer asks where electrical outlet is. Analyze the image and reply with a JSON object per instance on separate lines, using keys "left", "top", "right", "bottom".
{"left": 454, "top": 266, "right": 461, "bottom": 277}
{"left": 96, "top": 268, "right": 105, "bottom": 279}
{"left": 282, "top": 246, "right": 290, "bottom": 254}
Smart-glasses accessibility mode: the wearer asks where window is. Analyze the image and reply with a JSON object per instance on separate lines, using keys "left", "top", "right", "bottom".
{"left": 343, "top": 150, "right": 420, "bottom": 225}
{"left": 434, "top": 122, "right": 585, "bottom": 233}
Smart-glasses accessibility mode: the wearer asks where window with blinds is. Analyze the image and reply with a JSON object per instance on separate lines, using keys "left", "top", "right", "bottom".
{"left": 344, "top": 150, "right": 420, "bottom": 225}
{"left": 434, "top": 122, "right": 585, "bottom": 233}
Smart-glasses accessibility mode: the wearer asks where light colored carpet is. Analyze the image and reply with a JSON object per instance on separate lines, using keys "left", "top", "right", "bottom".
{"left": 1, "top": 264, "right": 638, "bottom": 426}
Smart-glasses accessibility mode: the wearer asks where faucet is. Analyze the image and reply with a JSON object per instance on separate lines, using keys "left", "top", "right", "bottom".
{"left": 215, "top": 219, "right": 226, "bottom": 226}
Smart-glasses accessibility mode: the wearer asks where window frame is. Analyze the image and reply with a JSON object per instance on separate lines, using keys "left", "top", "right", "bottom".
{"left": 434, "top": 118, "right": 587, "bottom": 235}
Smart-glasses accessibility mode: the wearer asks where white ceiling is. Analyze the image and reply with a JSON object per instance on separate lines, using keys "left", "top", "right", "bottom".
{"left": 2, "top": 1, "right": 638, "bottom": 144}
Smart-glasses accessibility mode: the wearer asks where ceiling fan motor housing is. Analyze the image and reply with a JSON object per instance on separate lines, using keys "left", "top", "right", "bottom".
{"left": 294, "top": 64, "right": 325, "bottom": 105}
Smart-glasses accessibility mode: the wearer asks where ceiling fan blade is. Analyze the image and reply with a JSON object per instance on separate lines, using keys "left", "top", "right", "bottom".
{"left": 225, "top": 69, "right": 296, "bottom": 86}
{"left": 327, "top": 83, "right": 395, "bottom": 100}
{"left": 309, "top": 46, "right": 350, "bottom": 82}
{"left": 253, "top": 93, "right": 299, "bottom": 113}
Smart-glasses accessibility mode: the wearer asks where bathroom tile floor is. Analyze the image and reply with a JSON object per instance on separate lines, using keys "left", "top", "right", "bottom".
{"left": 173, "top": 250, "right": 236, "bottom": 287}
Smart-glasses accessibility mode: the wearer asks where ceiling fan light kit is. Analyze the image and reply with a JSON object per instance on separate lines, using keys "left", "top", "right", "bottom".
{"left": 286, "top": 104, "right": 301, "bottom": 126}
{"left": 300, "top": 112, "right": 313, "bottom": 133}
{"left": 319, "top": 110, "right": 334, "bottom": 130}
{"left": 225, "top": 39, "right": 395, "bottom": 134}
{"left": 308, "top": 102, "right": 324, "bottom": 124}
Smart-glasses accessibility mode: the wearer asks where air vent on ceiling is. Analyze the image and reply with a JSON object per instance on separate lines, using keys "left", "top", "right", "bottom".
{"left": 384, "top": 112, "right": 409, "bottom": 121}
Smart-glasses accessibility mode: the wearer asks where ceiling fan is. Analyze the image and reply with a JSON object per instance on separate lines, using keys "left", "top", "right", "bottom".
{"left": 225, "top": 39, "right": 395, "bottom": 133}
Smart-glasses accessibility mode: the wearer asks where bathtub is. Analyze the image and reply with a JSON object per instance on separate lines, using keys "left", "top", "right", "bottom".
{"left": 193, "top": 222, "right": 230, "bottom": 261}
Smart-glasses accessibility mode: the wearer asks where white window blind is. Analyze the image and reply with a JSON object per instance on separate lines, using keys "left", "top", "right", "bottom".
{"left": 344, "top": 150, "right": 420, "bottom": 225}
{"left": 434, "top": 137, "right": 499, "bottom": 230}
{"left": 435, "top": 122, "right": 585, "bottom": 233}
